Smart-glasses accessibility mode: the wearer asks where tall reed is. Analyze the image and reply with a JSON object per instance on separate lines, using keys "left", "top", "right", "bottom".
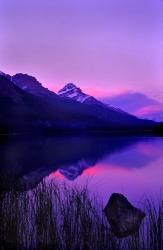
{"left": 1, "top": 181, "right": 163, "bottom": 250}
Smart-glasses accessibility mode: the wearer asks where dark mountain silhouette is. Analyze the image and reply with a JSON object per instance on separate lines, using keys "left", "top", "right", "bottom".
{"left": 101, "top": 93, "right": 163, "bottom": 122}
{"left": 0, "top": 76, "right": 109, "bottom": 133}
{"left": 12, "top": 73, "right": 57, "bottom": 99}
{"left": 0, "top": 72, "right": 156, "bottom": 134}
{"left": 0, "top": 71, "right": 12, "bottom": 81}
{"left": 58, "top": 83, "right": 155, "bottom": 129}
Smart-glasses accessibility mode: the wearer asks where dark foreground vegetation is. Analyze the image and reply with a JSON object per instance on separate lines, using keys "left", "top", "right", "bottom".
{"left": 0, "top": 181, "right": 163, "bottom": 250}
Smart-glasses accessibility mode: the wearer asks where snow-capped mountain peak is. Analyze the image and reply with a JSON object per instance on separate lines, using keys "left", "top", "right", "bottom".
{"left": 58, "top": 83, "right": 125, "bottom": 110}
{"left": 58, "top": 83, "right": 91, "bottom": 103}
{"left": 60, "top": 83, "right": 78, "bottom": 91}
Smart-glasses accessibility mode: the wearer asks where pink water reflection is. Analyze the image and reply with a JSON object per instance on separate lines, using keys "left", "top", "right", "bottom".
{"left": 48, "top": 138, "right": 163, "bottom": 205}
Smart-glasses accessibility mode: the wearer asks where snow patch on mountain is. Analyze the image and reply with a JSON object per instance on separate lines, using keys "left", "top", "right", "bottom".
{"left": 58, "top": 83, "right": 92, "bottom": 103}
{"left": 58, "top": 83, "right": 135, "bottom": 118}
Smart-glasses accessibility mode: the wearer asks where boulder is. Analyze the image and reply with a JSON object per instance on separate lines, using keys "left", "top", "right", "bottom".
{"left": 103, "top": 193, "right": 146, "bottom": 238}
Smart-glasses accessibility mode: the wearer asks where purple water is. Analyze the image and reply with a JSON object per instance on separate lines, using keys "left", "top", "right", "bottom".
{"left": 47, "top": 137, "right": 163, "bottom": 205}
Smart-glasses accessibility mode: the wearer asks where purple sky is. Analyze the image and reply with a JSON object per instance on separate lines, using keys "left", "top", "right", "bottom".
{"left": 0, "top": 0, "right": 163, "bottom": 100}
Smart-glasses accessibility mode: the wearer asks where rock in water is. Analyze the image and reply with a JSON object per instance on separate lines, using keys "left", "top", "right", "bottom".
{"left": 103, "top": 193, "right": 146, "bottom": 238}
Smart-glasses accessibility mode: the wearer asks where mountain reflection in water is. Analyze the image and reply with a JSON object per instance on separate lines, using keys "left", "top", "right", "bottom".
{"left": 0, "top": 135, "right": 163, "bottom": 203}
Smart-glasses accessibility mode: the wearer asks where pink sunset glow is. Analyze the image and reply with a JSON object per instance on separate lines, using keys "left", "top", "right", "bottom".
{"left": 45, "top": 138, "right": 163, "bottom": 204}
{"left": 0, "top": 0, "right": 163, "bottom": 102}
{"left": 134, "top": 105, "right": 163, "bottom": 116}
{"left": 51, "top": 84, "right": 129, "bottom": 99}
{"left": 47, "top": 160, "right": 163, "bottom": 205}
{"left": 49, "top": 170, "right": 65, "bottom": 180}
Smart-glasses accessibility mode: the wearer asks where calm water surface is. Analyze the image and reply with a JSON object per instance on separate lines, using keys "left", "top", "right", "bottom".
{"left": 1, "top": 135, "right": 163, "bottom": 204}
{"left": 48, "top": 136, "right": 163, "bottom": 205}
{"left": 1, "top": 135, "right": 163, "bottom": 248}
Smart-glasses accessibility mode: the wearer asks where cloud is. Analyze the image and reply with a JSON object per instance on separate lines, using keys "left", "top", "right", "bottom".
{"left": 133, "top": 105, "right": 163, "bottom": 116}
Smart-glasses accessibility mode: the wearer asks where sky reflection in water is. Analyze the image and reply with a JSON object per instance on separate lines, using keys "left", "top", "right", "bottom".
{"left": 48, "top": 137, "right": 163, "bottom": 205}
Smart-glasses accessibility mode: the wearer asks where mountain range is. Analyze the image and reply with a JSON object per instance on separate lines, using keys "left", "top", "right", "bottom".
{"left": 101, "top": 93, "right": 163, "bottom": 122}
{"left": 0, "top": 71, "right": 158, "bottom": 134}
{"left": 58, "top": 82, "right": 163, "bottom": 122}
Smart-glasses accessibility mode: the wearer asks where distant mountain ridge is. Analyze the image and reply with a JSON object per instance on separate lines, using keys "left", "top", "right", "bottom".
{"left": 58, "top": 82, "right": 163, "bottom": 122}
{"left": 0, "top": 71, "right": 156, "bottom": 134}
{"left": 101, "top": 93, "right": 163, "bottom": 122}
{"left": 58, "top": 83, "right": 135, "bottom": 114}
{"left": 58, "top": 82, "right": 110, "bottom": 107}
{"left": 11, "top": 74, "right": 143, "bottom": 129}
{"left": 0, "top": 76, "right": 107, "bottom": 133}
{"left": 58, "top": 82, "right": 156, "bottom": 126}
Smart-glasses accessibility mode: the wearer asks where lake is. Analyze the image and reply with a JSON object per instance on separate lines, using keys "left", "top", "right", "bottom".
{"left": 1, "top": 134, "right": 163, "bottom": 249}
{"left": 48, "top": 135, "right": 163, "bottom": 206}
{"left": 1, "top": 134, "right": 163, "bottom": 204}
